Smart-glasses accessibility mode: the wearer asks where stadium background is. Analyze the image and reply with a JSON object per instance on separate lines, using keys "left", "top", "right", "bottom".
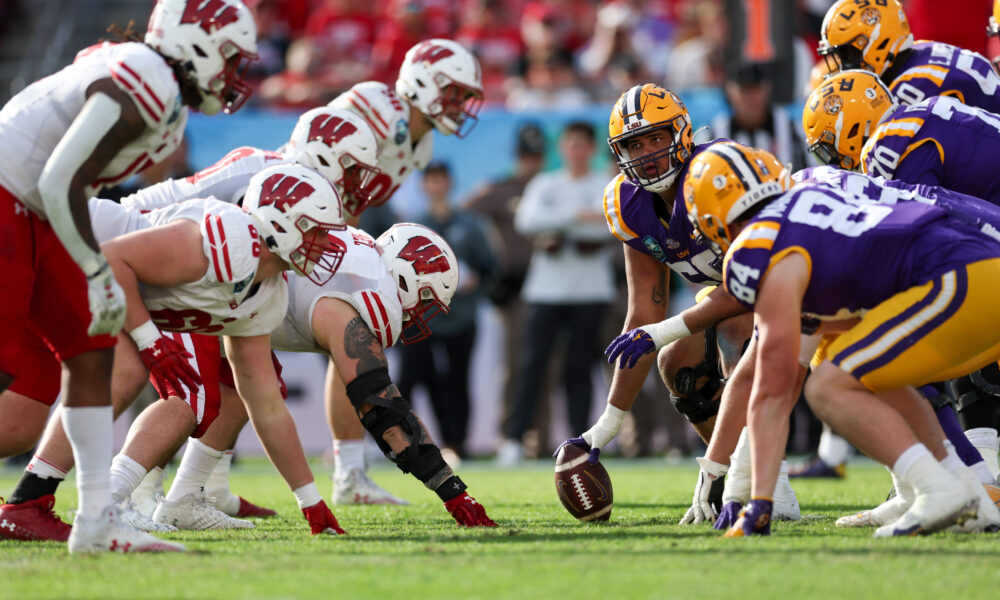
{"left": 0, "top": 0, "right": 990, "bottom": 459}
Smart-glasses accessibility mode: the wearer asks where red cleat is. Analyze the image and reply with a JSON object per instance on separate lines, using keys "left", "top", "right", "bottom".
{"left": 235, "top": 496, "right": 278, "bottom": 518}
{"left": 0, "top": 495, "right": 72, "bottom": 542}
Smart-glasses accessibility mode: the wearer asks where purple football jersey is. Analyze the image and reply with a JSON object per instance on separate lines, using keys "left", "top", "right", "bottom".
{"left": 603, "top": 142, "right": 725, "bottom": 286}
{"left": 723, "top": 183, "right": 1000, "bottom": 318}
{"left": 888, "top": 42, "right": 1000, "bottom": 113}
{"left": 862, "top": 96, "right": 1000, "bottom": 205}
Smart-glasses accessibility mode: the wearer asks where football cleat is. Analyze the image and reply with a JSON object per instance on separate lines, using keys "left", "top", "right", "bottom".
{"left": 333, "top": 470, "right": 409, "bottom": 506}
{"left": 873, "top": 488, "right": 977, "bottom": 537}
{"left": 153, "top": 492, "right": 255, "bottom": 531}
{"left": 836, "top": 495, "right": 910, "bottom": 527}
{"left": 946, "top": 472, "right": 1000, "bottom": 533}
{"left": 68, "top": 505, "right": 185, "bottom": 554}
{"left": 789, "top": 458, "right": 847, "bottom": 479}
{"left": 121, "top": 502, "right": 177, "bottom": 533}
{"left": 236, "top": 496, "right": 279, "bottom": 517}
{"left": 0, "top": 495, "right": 72, "bottom": 542}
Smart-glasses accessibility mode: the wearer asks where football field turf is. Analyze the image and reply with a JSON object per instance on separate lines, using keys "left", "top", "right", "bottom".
{"left": 3, "top": 458, "right": 998, "bottom": 599}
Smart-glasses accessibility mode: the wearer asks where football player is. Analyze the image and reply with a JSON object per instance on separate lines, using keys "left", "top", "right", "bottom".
{"left": 819, "top": 0, "right": 1000, "bottom": 112}
{"left": 684, "top": 141, "right": 1000, "bottom": 537}
{"left": 988, "top": 0, "right": 1000, "bottom": 74}
{"left": 557, "top": 83, "right": 800, "bottom": 521}
{"left": 321, "top": 38, "right": 484, "bottom": 504}
{"left": 0, "top": 0, "right": 256, "bottom": 553}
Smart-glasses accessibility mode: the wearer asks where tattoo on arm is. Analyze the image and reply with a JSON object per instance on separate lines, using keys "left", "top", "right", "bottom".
{"left": 651, "top": 270, "right": 666, "bottom": 306}
{"left": 343, "top": 317, "right": 388, "bottom": 374}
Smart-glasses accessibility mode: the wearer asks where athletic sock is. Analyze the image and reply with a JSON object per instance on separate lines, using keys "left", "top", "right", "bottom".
{"left": 894, "top": 443, "right": 955, "bottom": 496}
{"left": 62, "top": 406, "right": 113, "bottom": 519}
{"left": 817, "top": 430, "right": 850, "bottom": 467}
{"left": 205, "top": 447, "right": 234, "bottom": 494}
{"left": 333, "top": 439, "right": 366, "bottom": 479}
{"left": 939, "top": 440, "right": 964, "bottom": 474}
{"left": 132, "top": 466, "right": 164, "bottom": 507}
{"left": 935, "top": 405, "right": 984, "bottom": 467}
{"left": 167, "top": 438, "right": 223, "bottom": 502}
{"left": 8, "top": 456, "right": 67, "bottom": 504}
{"left": 109, "top": 454, "right": 148, "bottom": 505}
{"left": 965, "top": 427, "right": 1000, "bottom": 478}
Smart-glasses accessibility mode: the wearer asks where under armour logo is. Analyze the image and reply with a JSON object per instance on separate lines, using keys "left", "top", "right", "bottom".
{"left": 151, "top": 346, "right": 162, "bottom": 357}
{"left": 14, "top": 203, "right": 28, "bottom": 217}
{"left": 109, "top": 539, "right": 132, "bottom": 552}
{"left": 0, "top": 519, "right": 15, "bottom": 531}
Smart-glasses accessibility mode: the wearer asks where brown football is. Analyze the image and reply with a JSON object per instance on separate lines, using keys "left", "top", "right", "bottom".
{"left": 554, "top": 443, "right": 613, "bottom": 522}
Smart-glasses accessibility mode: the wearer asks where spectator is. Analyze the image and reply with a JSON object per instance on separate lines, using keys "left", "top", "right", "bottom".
{"left": 455, "top": 0, "right": 524, "bottom": 103}
{"left": 708, "top": 61, "right": 812, "bottom": 171}
{"left": 303, "top": 0, "right": 379, "bottom": 89}
{"left": 506, "top": 49, "right": 591, "bottom": 110}
{"left": 244, "top": 0, "right": 311, "bottom": 90}
{"left": 664, "top": 0, "right": 728, "bottom": 91}
{"left": 258, "top": 38, "right": 343, "bottom": 108}
{"left": 369, "top": 1, "right": 439, "bottom": 84}
{"left": 502, "top": 122, "right": 615, "bottom": 462}
{"left": 577, "top": 2, "right": 652, "bottom": 104}
{"left": 395, "top": 162, "right": 496, "bottom": 464}
{"left": 464, "top": 122, "right": 547, "bottom": 465}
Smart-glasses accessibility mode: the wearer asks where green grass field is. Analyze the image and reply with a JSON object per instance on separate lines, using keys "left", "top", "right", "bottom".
{"left": 3, "top": 458, "right": 999, "bottom": 599}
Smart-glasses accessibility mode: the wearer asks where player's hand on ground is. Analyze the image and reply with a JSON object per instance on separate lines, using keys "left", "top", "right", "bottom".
{"left": 723, "top": 498, "right": 772, "bottom": 538}
{"left": 131, "top": 321, "right": 202, "bottom": 400}
{"left": 680, "top": 457, "right": 729, "bottom": 525}
{"left": 714, "top": 501, "right": 744, "bottom": 530}
{"left": 444, "top": 493, "right": 497, "bottom": 527}
{"left": 605, "top": 327, "right": 656, "bottom": 369}
{"left": 85, "top": 258, "right": 126, "bottom": 336}
{"left": 302, "top": 500, "right": 346, "bottom": 535}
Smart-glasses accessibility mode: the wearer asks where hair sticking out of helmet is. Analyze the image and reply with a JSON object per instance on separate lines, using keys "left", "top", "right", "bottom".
{"left": 683, "top": 142, "right": 791, "bottom": 253}
{"left": 376, "top": 223, "right": 459, "bottom": 344}
{"left": 286, "top": 107, "right": 382, "bottom": 216}
{"left": 242, "top": 164, "right": 347, "bottom": 285}
{"left": 802, "top": 69, "right": 896, "bottom": 172}
{"left": 145, "top": 0, "right": 259, "bottom": 115}
{"left": 818, "top": 0, "right": 912, "bottom": 76}
{"left": 608, "top": 83, "right": 693, "bottom": 193}
{"left": 396, "top": 39, "right": 484, "bottom": 138}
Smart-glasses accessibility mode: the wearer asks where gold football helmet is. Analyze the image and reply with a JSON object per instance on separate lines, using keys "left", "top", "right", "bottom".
{"left": 802, "top": 69, "right": 896, "bottom": 171}
{"left": 608, "top": 83, "right": 693, "bottom": 193}
{"left": 818, "top": 0, "right": 913, "bottom": 76}
{"left": 990, "top": 0, "right": 1000, "bottom": 36}
{"left": 683, "top": 142, "right": 791, "bottom": 252}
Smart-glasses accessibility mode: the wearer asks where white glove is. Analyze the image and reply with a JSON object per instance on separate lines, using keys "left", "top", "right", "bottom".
{"left": 83, "top": 256, "right": 126, "bottom": 337}
{"left": 722, "top": 428, "right": 752, "bottom": 505}
{"left": 581, "top": 404, "right": 627, "bottom": 451}
{"left": 679, "top": 457, "right": 729, "bottom": 524}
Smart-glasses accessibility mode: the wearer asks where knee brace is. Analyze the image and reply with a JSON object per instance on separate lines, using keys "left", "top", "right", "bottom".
{"left": 670, "top": 327, "right": 722, "bottom": 424}
{"left": 920, "top": 382, "right": 953, "bottom": 410}
{"left": 950, "top": 364, "right": 1000, "bottom": 413}
{"left": 345, "top": 368, "right": 451, "bottom": 486}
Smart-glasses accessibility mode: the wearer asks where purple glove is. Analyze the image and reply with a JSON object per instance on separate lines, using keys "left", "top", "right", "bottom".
{"left": 713, "top": 501, "right": 743, "bottom": 530}
{"left": 554, "top": 437, "right": 601, "bottom": 465}
{"left": 723, "top": 499, "right": 773, "bottom": 538}
{"left": 605, "top": 328, "right": 657, "bottom": 369}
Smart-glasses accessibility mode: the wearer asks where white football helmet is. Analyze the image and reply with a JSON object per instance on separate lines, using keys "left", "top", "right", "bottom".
{"left": 145, "top": 0, "right": 258, "bottom": 115}
{"left": 396, "top": 39, "right": 484, "bottom": 138}
{"left": 242, "top": 164, "right": 347, "bottom": 285}
{"left": 286, "top": 107, "right": 382, "bottom": 216}
{"left": 376, "top": 223, "right": 458, "bottom": 344}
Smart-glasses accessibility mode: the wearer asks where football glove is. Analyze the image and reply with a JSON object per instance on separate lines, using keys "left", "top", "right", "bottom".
{"left": 579, "top": 404, "right": 627, "bottom": 462}
{"left": 130, "top": 321, "right": 202, "bottom": 401}
{"left": 605, "top": 328, "right": 656, "bottom": 369}
{"left": 679, "top": 457, "right": 729, "bottom": 525}
{"left": 444, "top": 493, "right": 497, "bottom": 527}
{"left": 302, "top": 499, "right": 346, "bottom": 535}
{"left": 723, "top": 498, "right": 773, "bottom": 538}
{"left": 714, "top": 501, "right": 744, "bottom": 530}
{"left": 84, "top": 257, "right": 126, "bottom": 337}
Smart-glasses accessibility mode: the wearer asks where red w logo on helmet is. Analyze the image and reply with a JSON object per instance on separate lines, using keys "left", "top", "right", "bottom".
{"left": 181, "top": 0, "right": 241, "bottom": 35}
{"left": 308, "top": 115, "right": 358, "bottom": 147}
{"left": 410, "top": 42, "right": 454, "bottom": 65}
{"left": 399, "top": 236, "right": 450, "bottom": 275}
{"left": 257, "top": 173, "right": 316, "bottom": 212}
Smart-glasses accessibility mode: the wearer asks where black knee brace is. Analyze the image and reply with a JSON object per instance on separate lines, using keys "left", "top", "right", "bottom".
{"left": 670, "top": 328, "right": 722, "bottom": 424}
{"left": 922, "top": 381, "right": 953, "bottom": 410}
{"left": 949, "top": 364, "right": 1000, "bottom": 429}
{"left": 345, "top": 368, "right": 453, "bottom": 488}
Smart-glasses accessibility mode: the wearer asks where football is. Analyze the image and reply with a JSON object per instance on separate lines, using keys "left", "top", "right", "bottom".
{"left": 554, "top": 443, "right": 613, "bottom": 522}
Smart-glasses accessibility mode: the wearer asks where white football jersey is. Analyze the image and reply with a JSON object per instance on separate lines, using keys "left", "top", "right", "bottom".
{"left": 330, "top": 81, "right": 433, "bottom": 218}
{"left": 270, "top": 226, "right": 402, "bottom": 353}
{"left": 141, "top": 199, "right": 287, "bottom": 337}
{"left": 121, "top": 146, "right": 290, "bottom": 211}
{"left": 0, "top": 42, "right": 187, "bottom": 216}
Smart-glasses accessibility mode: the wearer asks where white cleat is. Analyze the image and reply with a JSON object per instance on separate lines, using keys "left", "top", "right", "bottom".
{"left": 947, "top": 474, "right": 1000, "bottom": 533}
{"left": 873, "top": 488, "right": 977, "bottom": 537}
{"left": 836, "top": 495, "right": 910, "bottom": 527}
{"left": 68, "top": 505, "right": 185, "bottom": 554}
{"left": 153, "top": 492, "right": 255, "bottom": 530}
{"left": 773, "top": 467, "right": 802, "bottom": 522}
{"left": 121, "top": 502, "right": 177, "bottom": 533}
{"left": 333, "top": 469, "right": 409, "bottom": 506}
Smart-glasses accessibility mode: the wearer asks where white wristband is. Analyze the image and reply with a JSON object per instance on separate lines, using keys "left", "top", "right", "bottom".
{"left": 293, "top": 482, "right": 322, "bottom": 509}
{"left": 129, "top": 320, "right": 160, "bottom": 351}
{"left": 643, "top": 315, "right": 691, "bottom": 349}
